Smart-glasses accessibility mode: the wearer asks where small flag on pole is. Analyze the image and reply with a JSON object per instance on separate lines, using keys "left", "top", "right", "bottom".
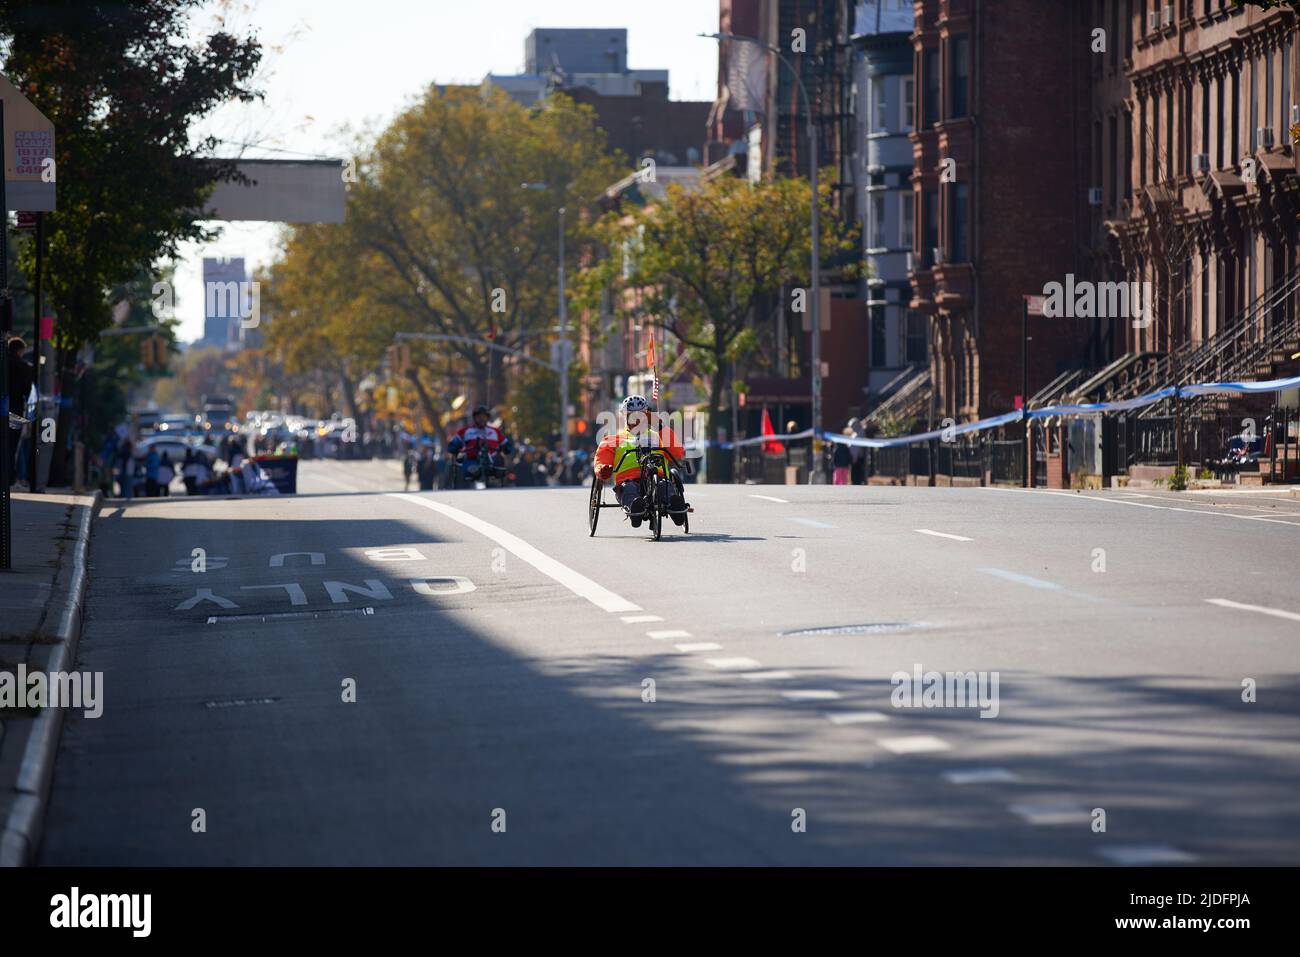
{"left": 648, "top": 329, "right": 659, "bottom": 399}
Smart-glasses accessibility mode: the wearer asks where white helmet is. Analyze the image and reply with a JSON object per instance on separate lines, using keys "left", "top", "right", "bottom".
{"left": 619, "top": 394, "right": 649, "bottom": 414}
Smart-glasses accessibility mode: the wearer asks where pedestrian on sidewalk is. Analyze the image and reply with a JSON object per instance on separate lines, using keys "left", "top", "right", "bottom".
{"left": 117, "top": 436, "right": 135, "bottom": 499}
{"left": 144, "top": 445, "right": 160, "bottom": 497}
{"left": 157, "top": 452, "right": 174, "bottom": 497}
{"left": 181, "top": 448, "right": 200, "bottom": 495}
{"left": 6, "top": 336, "right": 34, "bottom": 485}
{"left": 832, "top": 432, "right": 853, "bottom": 486}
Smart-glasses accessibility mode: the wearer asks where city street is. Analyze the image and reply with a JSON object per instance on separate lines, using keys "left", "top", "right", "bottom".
{"left": 35, "top": 463, "right": 1300, "bottom": 865}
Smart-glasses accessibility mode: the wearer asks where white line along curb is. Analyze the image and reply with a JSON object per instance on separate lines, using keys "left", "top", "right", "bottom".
{"left": 390, "top": 493, "right": 642, "bottom": 614}
{"left": 1, "top": 492, "right": 101, "bottom": 868}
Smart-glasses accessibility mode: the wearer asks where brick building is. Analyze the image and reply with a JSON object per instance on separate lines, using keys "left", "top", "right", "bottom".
{"left": 909, "top": 0, "right": 1094, "bottom": 424}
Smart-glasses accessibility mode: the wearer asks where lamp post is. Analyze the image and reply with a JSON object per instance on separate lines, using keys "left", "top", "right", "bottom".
{"left": 522, "top": 182, "right": 570, "bottom": 457}
{"left": 701, "top": 31, "right": 822, "bottom": 482}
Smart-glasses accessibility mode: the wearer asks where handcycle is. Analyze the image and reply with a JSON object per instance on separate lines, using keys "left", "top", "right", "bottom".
{"left": 588, "top": 445, "right": 692, "bottom": 541}
{"left": 449, "top": 443, "right": 511, "bottom": 489}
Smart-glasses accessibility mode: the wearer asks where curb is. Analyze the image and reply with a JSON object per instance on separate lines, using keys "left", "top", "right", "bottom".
{"left": 0, "top": 490, "right": 101, "bottom": 867}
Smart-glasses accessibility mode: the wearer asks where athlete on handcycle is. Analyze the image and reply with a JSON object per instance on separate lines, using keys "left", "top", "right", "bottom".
{"left": 593, "top": 395, "right": 686, "bottom": 528}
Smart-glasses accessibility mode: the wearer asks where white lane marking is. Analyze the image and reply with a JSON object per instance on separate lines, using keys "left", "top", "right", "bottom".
{"left": 1097, "top": 844, "right": 1198, "bottom": 865}
{"left": 621, "top": 614, "right": 663, "bottom": 624}
{"left": 944, "top": 767, "right": 1021, "bottom": 785}
{"left": 1008, "top": 801, "right": 1090, "bottom": 825}
{"left": 1205, "top": 597, "right": 1300, "bottom": 623}
{"left": 991, "top": 486, "right": 1300, "bottom": 527}
{"left": 825, "top": 711, "right": 890, "bottom": 725}
{"left": 706, "top": 657, "right": 762, "bottom": 670}
{"left": 781, "top": 689, "right": 841, "bottom": 701}
{"left": 788, "top": 517, "right": 836, "bottom": 529}
{"left": 750, "top": 494, "right": 789, "bottom": 503}
{"left": 674, "top": 642, "right": 722, "bottom": 652}
{"left": 390, "top": 493, "right": 641, "bottom": 614}
{"left": 647, "top": 629, "right": 692, "bottom": 640}
{"left": 877, "top": 735, "right": 950, "bottom": 754}
{"left": 741, "top": 670, "right": 794, "bottom": 681}
{"left": 915, "top": 528, "right": 973, "bottom": 541}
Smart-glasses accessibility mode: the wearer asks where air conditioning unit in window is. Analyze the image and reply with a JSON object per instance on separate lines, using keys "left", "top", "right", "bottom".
{"left": 1255, "top": 127, "right": 1274, "bottom": 149}
{"left": 932, "top": 247, "right": 944, "bottom": 266}
{"left": 1087, "top": 187, "right": 1103, "bottom": 206}
{"left": 1162, "top": 4, "right": 1173, "bottom": 26}
{"left": 1292, "top": 104, "right": 1300, "bottom": 124}
{"left": 1192, "top": 153, "right": 1210, "bottom": 174}
{"left": 906, "top": 251, "right": 915, "bottom": 272}
{"left": 1148, "top": 11, "right": 1159, "bottom": 30}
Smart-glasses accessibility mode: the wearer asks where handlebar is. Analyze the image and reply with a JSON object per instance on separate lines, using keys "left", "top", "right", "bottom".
{"left": 612, "top": 445, "right": 682, "bottom": 475}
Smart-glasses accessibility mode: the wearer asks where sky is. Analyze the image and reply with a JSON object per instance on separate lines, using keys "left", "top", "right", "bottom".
{"left": 172, "top": 0, "right": 722, "bottom": 343}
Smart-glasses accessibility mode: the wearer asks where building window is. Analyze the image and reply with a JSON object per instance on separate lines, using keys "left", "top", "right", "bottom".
{"left": 1111, "top": 0, "right": 1119, "bottom": 69}
{"left": 923, "top": 49, "right": 940, "bottom": 126}
{"left": 1264, "top": 49, "right": 1274, "bottom": 143}
{"left": 1231, "top": 67, "right": 1240, "bottom": 163}
{"left": 1139, "top": 98, "right": 1147, "bottom": 186}
{"left": 1124, "top": 108, "right": 1133, "bottom": 198}
{"left": 870, "top": 192, "right": 886, "bottom": 248}
{"left": 949, "top": 182, "right": 969, "bottom": 263}
{"left": 924, "top": 190, "right": 939, "bottom": 266}
{"left": 1216, "top": 73, "right": 1226, "bottom": 169}
{"left": 1109, "top": 114, "right": 1119, "bottom": 207}
{"left": 870, "top": 306, "right": 888, "bottom": 368}
{"left": 1284, "top": 37, "right": 1292, "bottom": 134}
{"left": 874, "top": 77, "right": 888, "bottom": 131}
{"left": 1201, "top": 77, "right": 1210, "bottom": 157}
{"left": 1250, "top": 54, "right": 1259, "bottom": 147}
{"left": 901, "top": 77, "right": 915, "bottom": 132}
{"left": 949, "top": 36, "right": 970, "bottom": 119}
{"left": 1170, "top": 89, "right": 1180, "bottom": 180}
{"left": 900, "top": 192, "right": 914, "bottom": 248}
{"left": 906, "top": 312, "right": 927, "bottom": 364}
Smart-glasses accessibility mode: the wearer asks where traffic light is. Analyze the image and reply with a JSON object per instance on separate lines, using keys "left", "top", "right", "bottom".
{"left": 397, "top": 344, "right": 411, "bottom": 374}
{"left": 140, "top": 336, "right": 153, "bottom": 367}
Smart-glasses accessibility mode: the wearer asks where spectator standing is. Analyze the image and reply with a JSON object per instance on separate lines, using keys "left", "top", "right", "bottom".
{"left": 144, "top": 446, "right": 161, "bottom": 497}
{"left": 6, "top": 336, "right": 34, "bottom": 484}
{"left": 118, "top": 436, "right": 135, "bottom": 499}
{"left": 157, "top": 452, "right": 175, "bottom": 497}
{"left": 832, "top": 432, "right": 853, "bottom": 486}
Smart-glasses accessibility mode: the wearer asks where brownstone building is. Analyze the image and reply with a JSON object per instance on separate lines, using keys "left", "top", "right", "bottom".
{"left": 909, "top": 0, "right": 1300, "bottom": 428}
{"left": 909, "top": 0, "right": 1094, "bottom": 423}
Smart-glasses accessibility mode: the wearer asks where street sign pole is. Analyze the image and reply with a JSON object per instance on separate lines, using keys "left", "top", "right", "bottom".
{"left": 30, "top": 211, "right": 41, "bottom": 492}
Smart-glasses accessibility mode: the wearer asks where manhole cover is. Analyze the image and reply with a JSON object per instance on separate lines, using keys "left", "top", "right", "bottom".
{"left": 779, "top": 622, "right": 926, "bottom": 637}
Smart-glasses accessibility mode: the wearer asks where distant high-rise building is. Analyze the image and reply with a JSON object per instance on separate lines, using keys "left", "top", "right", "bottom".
{"left": 201, "top": 256, "right": 248, "bottom": 352}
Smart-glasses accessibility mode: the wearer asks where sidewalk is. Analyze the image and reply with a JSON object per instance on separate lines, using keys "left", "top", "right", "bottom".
{"left": 0, "top": 490, "right": 100, "bottom": 866}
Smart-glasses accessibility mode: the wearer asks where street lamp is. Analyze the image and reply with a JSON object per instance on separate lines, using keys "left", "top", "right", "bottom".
{"left": 700, "top": 31, "right": 823, "bottom": 482}
{"left": 522, "top": 182, "right": 571, "bottom": 457}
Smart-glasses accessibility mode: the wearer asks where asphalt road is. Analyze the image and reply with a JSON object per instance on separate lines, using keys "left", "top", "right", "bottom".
{"left": 37, "top": 461, "right": 1300, "bottom": 864}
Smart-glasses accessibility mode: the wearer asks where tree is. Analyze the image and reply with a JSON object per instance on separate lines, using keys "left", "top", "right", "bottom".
{"left": 347, "top": 87, "right": 621, "bottom": 408}
{"left": 0, "top": 0, "right": 261, "bottom": 475}
{"left": 576, "top": 172, "right": 850, "bottom": 457}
